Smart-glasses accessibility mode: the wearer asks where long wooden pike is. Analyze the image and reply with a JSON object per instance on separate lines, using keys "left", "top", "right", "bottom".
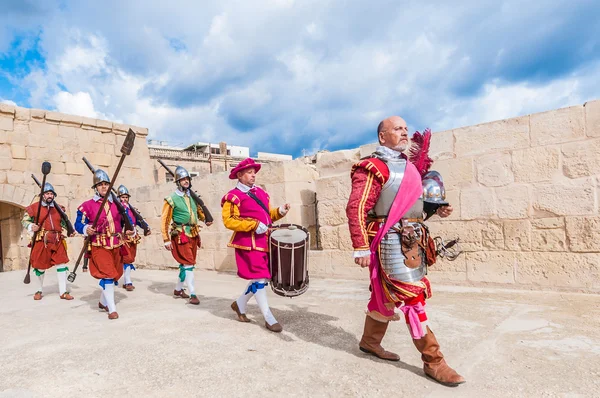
{"left": 24, "top": 161, "right": 51, "bottom": 284}
{"left": 67, "top": 129, "right": 136, "bottom": 283}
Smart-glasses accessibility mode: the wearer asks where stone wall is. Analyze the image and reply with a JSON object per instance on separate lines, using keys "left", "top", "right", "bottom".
{"left": 422, "top": 101, "right": 600, "bottom": 292}
{"left": 0, "top": 103, "right": 152, "bottom": 271}
{"left": 2, "top": 100, "right": 599, "bottom": 293}
{"left": 131, "top": 159, "right": 319, "bottom": 272}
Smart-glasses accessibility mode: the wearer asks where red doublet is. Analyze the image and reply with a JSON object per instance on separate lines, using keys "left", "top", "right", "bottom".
{"left": 345, "top": 158, "right": 390, "bottom": 251}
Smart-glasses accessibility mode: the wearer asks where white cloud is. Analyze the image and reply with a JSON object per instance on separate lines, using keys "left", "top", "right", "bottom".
{"left": 2, "top": 0, "right": 598, "bottom": 157}
{"left": 53, "top": 91, "right": 99, "bottom": 118}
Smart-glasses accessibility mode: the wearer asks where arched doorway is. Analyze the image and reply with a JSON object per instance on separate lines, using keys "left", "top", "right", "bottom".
{"left": 0, "top": 185, "right": 36, "bottom": 272}
{"left": 0, "top": 201, "right": 27, "bottom": 272}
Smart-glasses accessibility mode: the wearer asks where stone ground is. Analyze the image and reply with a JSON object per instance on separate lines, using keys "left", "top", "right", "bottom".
{"left": 1, "top": 269, "right": 599, "bottom": 398}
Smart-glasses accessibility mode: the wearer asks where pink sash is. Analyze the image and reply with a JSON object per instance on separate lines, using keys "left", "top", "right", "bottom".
{"left": 366, "top": 159, "right": 423, "bottom": 318}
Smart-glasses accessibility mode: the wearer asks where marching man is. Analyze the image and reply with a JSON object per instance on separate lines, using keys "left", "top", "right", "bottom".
{"left": 75, "top": 170, "right": 134, "bottom": 320}
{"left": 22, "top": 182, "right": 75, "bottom": 300}
{"left": 221, "top": 158, "right": 290, "bottom": 333}
{"left": 161, "top": 166, "right": 212, "bottom": 305}
{"left": 117, "top": 185, "right": 150, "bottom": 291}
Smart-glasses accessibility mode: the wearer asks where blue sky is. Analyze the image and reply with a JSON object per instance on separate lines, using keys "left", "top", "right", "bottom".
{"left": 1, "top": 0, "right": 599, "bottom": 157}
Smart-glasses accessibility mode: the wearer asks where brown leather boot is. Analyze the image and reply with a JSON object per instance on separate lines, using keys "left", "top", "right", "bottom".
{"left": 98, "top": 302, "right": 109, "bottom": 312}
{"left": 108, "top": 312, "right": 119, "bottom": 320}
{"left": 188, "top": 295, "right": 200, "bottom": 305}
{"left": 33, "top": 291, "right": 43, "bottom": 301}
{"left": 359, "top": 315, "right": 400, "bottom": 361}
{"left": 231, "top": 301, "right": 250, "bottom": 322}
{"left": 173, "top": 289, "right": 190, "bottom": 299}
{"left": 412, "top": 327, "right": 465, "bottom": 387}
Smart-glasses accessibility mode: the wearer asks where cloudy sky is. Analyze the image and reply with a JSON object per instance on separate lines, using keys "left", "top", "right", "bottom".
{"left": 1, "top": 0, "right": 599, "bottom": 157}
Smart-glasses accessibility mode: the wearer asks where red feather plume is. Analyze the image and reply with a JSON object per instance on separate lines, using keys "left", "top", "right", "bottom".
{"left": 408, "top": 128, "right": 433, "bottom": 177}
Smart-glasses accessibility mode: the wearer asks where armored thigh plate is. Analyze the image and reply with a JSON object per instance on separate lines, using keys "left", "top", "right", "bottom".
{"left": 379, "top": 223, "right": 427, "bottom": 283}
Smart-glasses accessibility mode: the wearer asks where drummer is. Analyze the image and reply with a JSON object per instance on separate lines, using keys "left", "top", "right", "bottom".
{"left": 221, "top": 158, "right": 290, "bottom": 333}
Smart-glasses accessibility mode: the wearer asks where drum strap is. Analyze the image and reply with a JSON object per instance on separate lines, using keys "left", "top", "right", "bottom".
{"left": 247, "top": 192, "right": 271, "bottom": 222}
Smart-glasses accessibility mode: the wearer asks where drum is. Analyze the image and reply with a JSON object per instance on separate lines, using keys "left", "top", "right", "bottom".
{"left": 269, "top": 224, "right": 309, "bottom": 297}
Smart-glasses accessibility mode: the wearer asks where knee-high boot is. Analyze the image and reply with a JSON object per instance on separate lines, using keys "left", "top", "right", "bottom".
{"left": 358, "top": 315, "right": 400, "bottom": 361}
{"left": 412, "top": 327, "right": 465, "bottom": 387}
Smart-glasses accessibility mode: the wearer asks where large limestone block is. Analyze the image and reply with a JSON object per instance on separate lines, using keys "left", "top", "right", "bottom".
{"left": 11, "top": 143, "right": 27, "bottom": 159}
{"left": 30, "top": 120, "right": 58, "bottom": 137}
{"left": 337, "top": 224, "right": 354, "bottom": 251}
{"left": 480, "top": 220, "right": 504, "bottom": 250}
{"left": 96, "top": 119, "right": 112, "bottom": 132}
{"left": 565, "top": 216, "right": 600, "bottom": 252}
{"left": 0, "top": 171, "right": 6, "bottom": 183}
{"left": 512, "top": 146, "right": 560, "bottom": 183}
{"left": 283, "top": 159, "right": 319, "bottom": 182}
{"left": 503, "top": 220, "right": 531, "bottom": 251}
{"left": 58, "top": 125, "right": 79, "bottom": 140}
{"left": 15, "top": 107, "right": 30, "bottom": 121}
{"left": 430, "top": 252, "right": 467, "bottom": 273}
{"left": 30, "top": 109, "right": 46, "bottom": 120}
{"left": 330, "top": 250, "right": 366, "bottom": 279}
{"left": 0, "top": 144, "right": 10, "bottom": 158}
{"left": 531, "top": 229, "right": 567, "bottom": 252}
{"left": 7, "top": 170, "right": 24, "bottom": 184}
{"left": 214, "top": 249, "right": 236, "bottom": 272}
{"left": 316, "top": 175, "right": 350, "bottom": 202}
{"left": 460, "top": 188, "right": 496, "bottom": 219}
{"left": 317, "top": 199, "right": 348, "bottom": 227}
{"left": 316, "top": 149, "right": 360, "bottom": 178}
{"left": 200, "top": 232, "right": 233, "bottom": 250}
{"left": 466, "top": 251, "right": 516, "bottom": 284}
{"left": 531, "top": 217, "right": 564, "bottom": 229}
{"left": 516, "top": 252, "right": 600, "bottom": 289}
{"left": 561, "top": 138, "right": 600, "bottom": 178}
{"left": 0, "top": 115, "right": 13, "bottom": 131}
{"left": 11, "top": 159, "right": 29, "bottom": 172}
{"left": 476, "top": 153, "right": 513, "bottom": 187}
{"left": 495, "top": 184, "right": 531, "bottom": 219}
{"left": 308, "top": 250, "right": 332, "bottom": 275}
{"left": 10, "top": 122, "right": 31, "bottom": 145}
{"left": 585, "top": 100, "right": 600, "bottom": 137}
{"left": 530, "top": 105, "right": 585, "bottom": 146}
{"left": 427, "top": 220, "right": 488, "bottom": 252}
{"left": 454, "top": 116, "right": 529, "bottom": 157}
{"left": 441, "top": 189, "right": 460, "bottom": 220}
{"left": 532, "top": 178, "right": 595, "bottom": 216}
{"left": 89, "top": 152, "right": 113, "bottom": 167}
{"left": 429, "top": 129, "right": 454, "bottom": 161}
{"left": 65, "top": 162, "right": 85, "bottom": 176}
{"left": 433, "top": 157, "right": 474, "bottom": 188}
{"left": 284, "top": 181, "right": 317, "bottom": 206}
{"left": 318, "top": 225, "right": 339, "bottom": 249}
{"left": 0, "top": 103, "right": 16, "bottom": 115}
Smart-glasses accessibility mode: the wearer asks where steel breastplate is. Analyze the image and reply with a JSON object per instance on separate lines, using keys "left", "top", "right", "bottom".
{"left": 372, "top": 157, "right": 406, "bottom": 217}
{"left": 370, "top": 154, "right": 427, "bottom": 282}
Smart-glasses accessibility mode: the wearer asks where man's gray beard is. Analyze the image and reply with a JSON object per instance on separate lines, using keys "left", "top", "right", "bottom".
{"left": 391, "top": 143, "right": 408, "bottom": 153}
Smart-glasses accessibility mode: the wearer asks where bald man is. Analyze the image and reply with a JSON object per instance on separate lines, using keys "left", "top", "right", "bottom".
{"left": 345, "top": 116, "right": 464, "bottom": 387}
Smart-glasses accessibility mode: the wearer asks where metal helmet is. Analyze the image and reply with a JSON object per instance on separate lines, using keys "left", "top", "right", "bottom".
{"left": 92, "top": 169, "right": 111, "bottom": 188}
{"left": 422, "top": 171, "right": 448, "bottom": 205}
{"left": 117, "top": 184, "right": 130, "bottom": 197}
{"left": 43, "top": 182, "right": 57, "bottom": 197}
{"left": 174, "top": 166, "right": 191, "bottom": 183}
